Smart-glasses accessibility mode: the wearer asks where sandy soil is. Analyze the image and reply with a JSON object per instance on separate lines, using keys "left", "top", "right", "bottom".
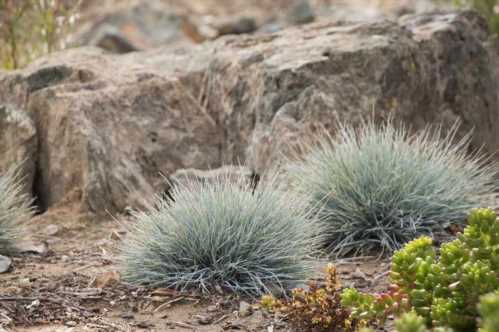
{"left": 0, "top": 206, "right": 391, "bottom": 332}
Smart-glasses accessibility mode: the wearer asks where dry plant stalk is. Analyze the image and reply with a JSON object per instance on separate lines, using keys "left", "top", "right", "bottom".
{"left": 0, "top": 0, "right": 80, "bottom": 69}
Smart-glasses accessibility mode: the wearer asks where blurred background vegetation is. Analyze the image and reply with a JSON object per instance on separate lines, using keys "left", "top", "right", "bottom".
{"left": 0, "top": 0, "right": 81, "bottom": 69}
{"left": 455, "top": 0, "right": 499, "bottom": 33}
{"left": 0, "top": 0, "right": 497, "bottom": 70}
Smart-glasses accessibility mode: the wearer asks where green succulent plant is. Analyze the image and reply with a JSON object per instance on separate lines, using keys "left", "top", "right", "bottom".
{"left": 341, "top": 283, "right": 409, "bottom": 328}
{"left": 393, "top": 208, "right": 499, "bottom": 330}
{"left": 342, "top": 208, "right": 499, "bottom": 331}
{"left": 392, "top": 312, "right": 454, "bottom": 332}
{"left": 453, "top": 0, "right": 499, "bottom": 35}
{"left": 478, "top": 291, "right": 499, "bottom": 332}
{"left": 395, "top": 312, "right": 428, "bottom": 332}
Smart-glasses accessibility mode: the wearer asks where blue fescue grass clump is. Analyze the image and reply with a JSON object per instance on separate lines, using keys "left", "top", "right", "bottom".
{"left": 0, "top": 165, "right": 31, "bottom": 255}
{"left": 289, "top": 120, "right": 499, "bottom": 257}
{"left": 119, "top": 175, "right": 322, "bottom": 296}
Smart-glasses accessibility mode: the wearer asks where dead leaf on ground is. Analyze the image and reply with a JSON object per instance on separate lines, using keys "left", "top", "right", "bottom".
{"left": 90, "top": 271, "right": 121, "bottom": 289}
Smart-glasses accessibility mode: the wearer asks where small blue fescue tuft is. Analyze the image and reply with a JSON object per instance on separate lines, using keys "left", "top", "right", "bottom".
{"left": 288, "top": 120, "right": 499, "bottom": 257}
{"left": 0, "top": 164, "right": 31, "bottom": 255}
{"left": 119, "top": 174, "right": 323, "bottom": 296}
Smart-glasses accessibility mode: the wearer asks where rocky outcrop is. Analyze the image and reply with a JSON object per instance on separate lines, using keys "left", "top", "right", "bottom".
{"left": 0, "top": 11, "right": 497, "bottom": 214}
{"left": 248, "top": 10, "right": 499, "bottom": 173}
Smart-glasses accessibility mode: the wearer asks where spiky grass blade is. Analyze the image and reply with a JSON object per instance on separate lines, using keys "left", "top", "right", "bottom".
{"left": 289, "top": 120, "right": 499, "bottom": 257}
{"left": 0, "top": 164, "right": 32, "bottom": 255}
{"left": 119, "top": 174, "right": 322, "bottom": 296}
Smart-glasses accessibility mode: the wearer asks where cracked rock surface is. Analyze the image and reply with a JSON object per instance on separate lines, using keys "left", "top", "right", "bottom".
{"left": 0, "top": 10, "right": 498, "bottom": 214}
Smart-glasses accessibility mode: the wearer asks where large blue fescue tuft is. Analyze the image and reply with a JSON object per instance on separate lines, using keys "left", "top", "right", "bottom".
{"left": 0, "top": 164, "right": 31, "bottom": 255}
{"left": 119, "top": 175, "right": 322, "bottom": 296}
{"left": 288, "top": 121, "right": 499, "bottom": 257}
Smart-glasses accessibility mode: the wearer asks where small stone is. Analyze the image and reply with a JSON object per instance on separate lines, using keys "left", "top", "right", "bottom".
{"left": 136, "top": 321, "right": 153, "bottom": 328}
{"left": 238, "top": 301, "right": 253, "bottom": 317}
{"left": 194, "top": 314, "right": 213, "bottom": 325}
{"left": 352, "top": 268, "right": 367, "bottom": 280}
{"left": 45, "top": 224, "right": 59, "bottom": 236}
{"left": 207, "top": 305, "right": 218, "bottom": 312}
{"left": 18, "top": 241, "right": 49, "bottom": 255}
{"left": 344, "top": 281, "right": 355, "bottom": 288}
{"left": 65, "top": 320, "right": 77, "bottom": 327}
{"left": 18, "top": 278, "right": 31, "bottom": 287}
{"left": 0, "top": 255, "right": 12, "bottom": 273}
{"left": 121, "top": 312, "right": 134, "bottom": 319}
{"left": 90, "top": 270, "right": 121, "bottom": 288}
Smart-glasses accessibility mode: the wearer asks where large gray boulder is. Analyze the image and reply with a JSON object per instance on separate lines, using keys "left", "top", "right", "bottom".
{"left": 0, "top": 11, "right": 497, "bottom": 214}
{"left": 247, "top": 11, "right": 499, "bottom": 173}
